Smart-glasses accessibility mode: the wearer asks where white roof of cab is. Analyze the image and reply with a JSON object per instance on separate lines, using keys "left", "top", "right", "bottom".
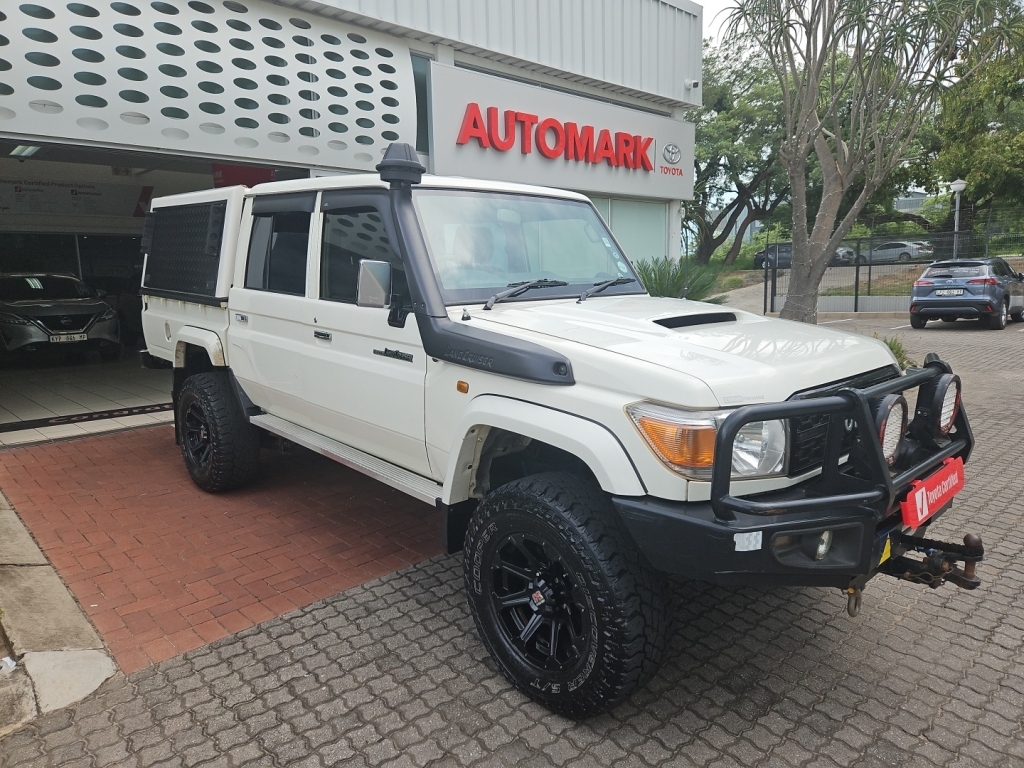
{"left": 150, "top": 174, "right": 590, "bottom": 210}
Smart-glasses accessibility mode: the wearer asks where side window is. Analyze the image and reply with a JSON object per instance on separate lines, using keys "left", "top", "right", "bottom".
{"left": 990, "top": 262, "right": 1005, "bottom": 278}
{"left": 321, "top": 206, "right": 407, "bottom": 305}
{"left": 244, "top": 211, "right": 311, "bottom": 295}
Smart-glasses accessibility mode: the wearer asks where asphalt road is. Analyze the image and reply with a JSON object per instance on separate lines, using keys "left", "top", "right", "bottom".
{"left": 1, "top": 316, "right": 1022, "bottom": 768}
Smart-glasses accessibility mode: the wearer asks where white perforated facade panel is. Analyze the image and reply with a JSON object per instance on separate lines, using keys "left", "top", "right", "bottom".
{"left": 0, "top": 1, "right": 417, "bottom": 169}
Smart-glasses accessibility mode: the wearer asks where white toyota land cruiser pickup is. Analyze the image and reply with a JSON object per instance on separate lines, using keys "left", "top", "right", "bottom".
{"left": 140, "top": 143, "right": 983, "bottom": 716}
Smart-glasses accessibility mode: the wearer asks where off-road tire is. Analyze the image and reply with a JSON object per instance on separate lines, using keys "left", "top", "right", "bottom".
{"left": 177, "top": 372, "right": 261, "bottom": 492}
{"left": 463, "top": 472, "right": 667, "bottom": 718}
{"left": 910, "top": 315, "right": 927, "bottom": 329}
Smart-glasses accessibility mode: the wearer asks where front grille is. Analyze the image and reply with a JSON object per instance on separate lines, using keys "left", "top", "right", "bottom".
{"left": 35, "top": 314, "right": 95, "bottom": 333}
{"left": 787, "top": 365, "right": 901, "bottom": 476}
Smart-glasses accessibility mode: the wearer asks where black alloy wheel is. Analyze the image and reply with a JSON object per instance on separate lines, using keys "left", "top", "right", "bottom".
{"left": 489, "top": 532, "right": 591, "bottom": 673}
{"left": 183, "top": 400, "right": 214, "bottom": 475}
{"left": 464, "top": 472, "right": 666, "bottom": 717}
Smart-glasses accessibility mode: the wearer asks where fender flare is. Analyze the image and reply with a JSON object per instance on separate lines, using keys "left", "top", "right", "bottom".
{"left": 174, "top": 327, "right": 226, "bottom": 368}
{"left": 441, "top": 395, "right": 646, "bottom": 504}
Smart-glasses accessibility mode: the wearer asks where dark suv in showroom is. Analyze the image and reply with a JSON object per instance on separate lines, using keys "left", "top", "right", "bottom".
{"left": 0, "top": 273, "right": 121, "bottom": 362}
{"left": 910, "top": 259, "right": 1024, "bottom": 329}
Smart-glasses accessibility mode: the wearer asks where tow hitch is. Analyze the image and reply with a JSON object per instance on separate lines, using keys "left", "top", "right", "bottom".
{"left": 880, "top": 532, "right": 984, "bottom": 590}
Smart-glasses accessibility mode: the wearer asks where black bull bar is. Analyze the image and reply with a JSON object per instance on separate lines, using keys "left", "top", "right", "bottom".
{"left": 710, "top": 357, "right": 974, "bottom": 523}
{"left": 708, "top": 356, "right": 982, "bottom": 609}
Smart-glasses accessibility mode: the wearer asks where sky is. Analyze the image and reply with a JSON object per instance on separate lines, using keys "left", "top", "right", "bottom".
{"left": 699, "top": 0, "right": 735, "bottom": 42}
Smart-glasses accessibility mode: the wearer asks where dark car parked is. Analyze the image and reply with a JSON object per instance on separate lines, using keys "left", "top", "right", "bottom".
{"left": 910, "top": 259, "right": 1024, "bottom": 330}
{"left": 754, "top": 242, "right": 856, "bottom": 269}
{"left": 0, "top": 273, "right": 121, "bottom": 361}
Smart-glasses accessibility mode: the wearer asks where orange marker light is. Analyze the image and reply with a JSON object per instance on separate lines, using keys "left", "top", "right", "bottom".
{"left": 457, "top": 381, "right": 469, "bottom": 394}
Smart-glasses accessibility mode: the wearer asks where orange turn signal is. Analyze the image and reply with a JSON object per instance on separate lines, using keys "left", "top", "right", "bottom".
{"left": 456, "top": 380, "right": 469, "bottom": 394}
{"left": 635, "top": 416, "right": 717, "bottom": 471}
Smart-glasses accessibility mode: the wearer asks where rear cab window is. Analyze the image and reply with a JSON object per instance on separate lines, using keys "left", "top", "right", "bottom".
{"left": 923, "top": 263, "right": 985, "bottom": 279}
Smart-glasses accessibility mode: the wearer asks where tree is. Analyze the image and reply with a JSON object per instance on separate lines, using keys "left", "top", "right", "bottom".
{"left": 686, "top": 44, "right": 790, "bottom": 265}
{"left": 726, "top": 0, "right": 1020, "bottom": 323}
{"left": 926, "top": 49, "right": 1024, "bottom": 215}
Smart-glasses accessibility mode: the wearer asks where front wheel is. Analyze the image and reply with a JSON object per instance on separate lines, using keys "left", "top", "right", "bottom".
{"left": 177, "top": 372, "right": 261, "bottom": 492}
{"left": 1011, "top": 307, "right": 1024, "bottom": 323}
{"left": 463, "top": 473, "right": 666, "bottom": 718}
{"left": 910, "top": 315, "right": 927, "bottom": 329}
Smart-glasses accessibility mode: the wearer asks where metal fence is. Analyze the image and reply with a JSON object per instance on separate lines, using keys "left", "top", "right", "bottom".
{"left": 762, "top": 231, "right": 1024, "bottom": 314}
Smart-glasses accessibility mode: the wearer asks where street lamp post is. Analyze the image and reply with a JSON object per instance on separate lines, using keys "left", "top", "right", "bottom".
{"left": 950, "top": 178, "right": 967, "bottom": 260}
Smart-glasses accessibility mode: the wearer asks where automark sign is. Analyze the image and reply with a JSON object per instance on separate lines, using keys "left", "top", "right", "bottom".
{"left": 430, "top": 63, "right": 694, "bottom": 201}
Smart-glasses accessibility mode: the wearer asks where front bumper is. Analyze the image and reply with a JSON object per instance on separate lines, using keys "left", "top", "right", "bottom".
{"left": 0, "top": 316, "right": 119, "bottom": 353}
{"left": 615, "top": 358, "right": 977, "bottom": 591}
{"left": 614, "top": 492, "right": 949, "bottom": 588}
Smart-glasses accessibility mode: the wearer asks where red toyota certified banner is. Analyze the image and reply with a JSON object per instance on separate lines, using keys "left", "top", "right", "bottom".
{"left": 899, "top": 456, "right": 966, "bottom": 528}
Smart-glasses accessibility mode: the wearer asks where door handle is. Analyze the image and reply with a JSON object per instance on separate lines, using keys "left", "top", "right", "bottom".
{"left": 313, "top": 330, "right": 332, "bottom": 341}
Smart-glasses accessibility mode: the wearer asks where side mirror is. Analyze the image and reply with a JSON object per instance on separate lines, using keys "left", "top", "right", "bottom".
{"left": 1019, "top": 272, "right": 1024, "bottom": 281}
{"left": 356, "top": 260, "right": 392, "bottom": 308}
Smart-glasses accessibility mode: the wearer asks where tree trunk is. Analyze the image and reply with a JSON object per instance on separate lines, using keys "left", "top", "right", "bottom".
{"left": 722, "top": 210, "right": 757, "bottom": 265}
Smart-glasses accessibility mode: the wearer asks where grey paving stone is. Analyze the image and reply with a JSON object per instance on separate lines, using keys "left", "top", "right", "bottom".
{"left": 0, "top": 510, "right": 47, "bottom": 566}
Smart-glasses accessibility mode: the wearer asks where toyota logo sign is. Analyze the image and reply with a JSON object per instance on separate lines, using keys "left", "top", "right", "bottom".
{"left": 663, "top": 143, "right": 682, "bottom": 165}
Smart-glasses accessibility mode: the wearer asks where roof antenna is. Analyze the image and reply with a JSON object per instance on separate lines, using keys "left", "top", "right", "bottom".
{"left": 376, "top": 142, "right": 425, "bottom": 189}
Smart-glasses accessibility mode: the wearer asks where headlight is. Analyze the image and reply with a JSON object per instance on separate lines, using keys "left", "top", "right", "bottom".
{"left": 100, "top": 308, "right": 118, "bottom": 321}
{"left": 626, "top": 402, "right": 788, "bottom": 480}
{"left": 873, "top": 394, "right": 908, "bottom": 466}
{"left": 0, "top": 312, "right": 29, "bottom": 325}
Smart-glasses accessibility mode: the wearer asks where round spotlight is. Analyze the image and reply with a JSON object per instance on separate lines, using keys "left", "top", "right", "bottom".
{"left": 932, "top": 373, "right": 961, "bottom": 435}
{"left": 874, "top": 394, "right": 908, "bottom": 466}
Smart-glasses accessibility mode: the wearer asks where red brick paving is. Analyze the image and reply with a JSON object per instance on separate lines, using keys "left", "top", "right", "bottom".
{"left": 0, "top": 425, "right": 441, "bottom": 673}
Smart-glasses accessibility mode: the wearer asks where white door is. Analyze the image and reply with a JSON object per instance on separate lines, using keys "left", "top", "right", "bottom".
{"left": 302, "top": 192, "right": 431, "bottom": 476}
{"left": 227, "top": 193, "right": 317, "bottom": 426}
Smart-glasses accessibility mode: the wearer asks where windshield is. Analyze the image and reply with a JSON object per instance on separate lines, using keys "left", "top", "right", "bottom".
{"left": 412, "top": 190, "right": 645, "bottom": 305}
{"left": 0, "top": 275, "right": 93, "bottom": 301}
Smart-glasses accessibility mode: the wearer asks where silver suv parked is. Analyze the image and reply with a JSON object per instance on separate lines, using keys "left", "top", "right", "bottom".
{"left": 910, "top": 259, "right": 1024, "bottom": 329}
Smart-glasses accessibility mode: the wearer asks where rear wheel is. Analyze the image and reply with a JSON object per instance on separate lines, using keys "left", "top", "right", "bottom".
{"left": 177, "top": 372, "right": 261, "bottom": 492}
{"left": 989, "top": 300, "right": 1008, "bottom": 330}
{"left": 898, "top": 252, "right": 911, "bottom": 262}
{"left": 910, "top": 315, "right": 927, "bottom": 329}
{"left": 1011, "top": 307, "right": 1024, "bottom": 322}
{"left": 463, "top": 472, "right": 666, "bottom": 718}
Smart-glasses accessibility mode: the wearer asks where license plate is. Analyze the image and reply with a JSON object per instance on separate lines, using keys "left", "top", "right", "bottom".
{"left": 899, "top": 457, "right": 965, "bottom": 528}
{"left": 49, "top": 333, "right": 88, "bottom": 343}
{"left": 934, "top": 289, "right": 963, "bottom": 296}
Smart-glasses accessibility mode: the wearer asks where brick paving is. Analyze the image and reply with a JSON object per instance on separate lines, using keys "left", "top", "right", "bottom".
{"left": 0, "top": 427, "right": 439, "bottom": 673}
{"left": 1, "top": 316, "right": 1023, "bottom": 766}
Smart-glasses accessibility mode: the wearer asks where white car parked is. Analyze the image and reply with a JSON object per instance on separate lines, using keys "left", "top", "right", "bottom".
{"left": 139, "top": 144, "right": 983, "bottom": 716}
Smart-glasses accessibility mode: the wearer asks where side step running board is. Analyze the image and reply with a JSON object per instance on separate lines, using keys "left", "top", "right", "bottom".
{"left": 250, "top": 413, "right": 442, "bottom": 506}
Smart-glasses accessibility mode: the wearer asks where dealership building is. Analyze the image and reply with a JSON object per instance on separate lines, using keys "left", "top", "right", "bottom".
{"left": 0, "top": 0, "right": 700, "bottom": 431}
{"left": 0, "top": 0, "right": 700, "bottom": 274}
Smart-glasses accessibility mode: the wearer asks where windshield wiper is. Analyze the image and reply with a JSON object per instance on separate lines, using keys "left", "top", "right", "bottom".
{"left": 484, "top": 279, "right": 568, "bottom": 310}
{"left": 577, "top": 277, "right": 636, "bottom": 303}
